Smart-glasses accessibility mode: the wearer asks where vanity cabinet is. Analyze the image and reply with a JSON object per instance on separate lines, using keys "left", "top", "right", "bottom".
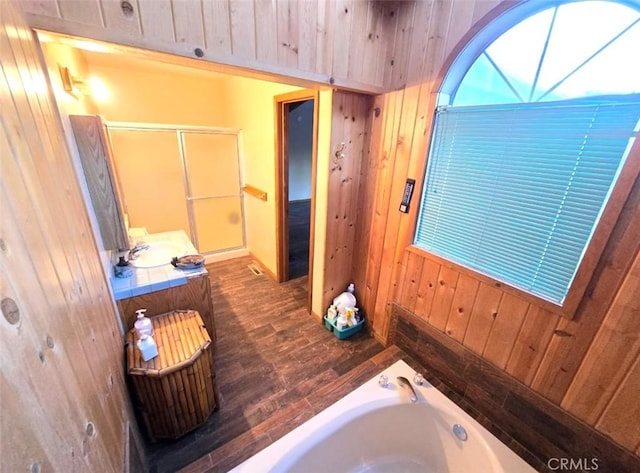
{"left": 117, "top": 274, "right": 216, "bottom": 344}
{"left": 69, "top": 114, "right": 129, "bottom": 251}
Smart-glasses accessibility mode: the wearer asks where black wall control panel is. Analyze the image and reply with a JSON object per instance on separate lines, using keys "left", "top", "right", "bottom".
{"left": 399, "top": 178, "right": 416, "bottom": 213}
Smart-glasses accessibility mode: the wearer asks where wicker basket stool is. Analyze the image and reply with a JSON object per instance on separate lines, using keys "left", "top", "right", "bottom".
{"left": 126, "top": 310, "right": 216, "bottom": 441}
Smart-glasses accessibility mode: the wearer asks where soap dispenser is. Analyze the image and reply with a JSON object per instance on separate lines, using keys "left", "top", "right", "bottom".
{"left": 114, "top": 255, "right": 133, "bottom": 278}
{"left": 134, "top": 309, "right": 153, "bottom": 339}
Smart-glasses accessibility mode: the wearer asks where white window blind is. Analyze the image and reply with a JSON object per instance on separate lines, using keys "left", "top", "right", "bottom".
{"left": 414, "top": 95, "right": 640, "bottom": 304}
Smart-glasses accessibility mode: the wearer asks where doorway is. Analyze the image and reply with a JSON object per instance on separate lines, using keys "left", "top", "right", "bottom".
{"left": 37, "top": 30, "right": 323, "bottom": 296}
{"left": 275, "top": 90, "right": 319, "bottom": 288}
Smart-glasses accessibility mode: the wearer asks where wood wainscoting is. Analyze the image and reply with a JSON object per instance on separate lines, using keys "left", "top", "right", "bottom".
{"left": 347, "top": 0, "right": 640, "bottom": 459}
{"left": 390, "top": 304, "right": 640, "bottom": 473}
{"left": 389, "top": 182, "right": 640, "bottom": 455}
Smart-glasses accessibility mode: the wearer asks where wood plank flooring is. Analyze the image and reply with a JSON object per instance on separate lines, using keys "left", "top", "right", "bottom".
{"left": 144, "top": 256, "right": 543, "bottom": 473}
{"left": 288, "top": 199, "right": 310, "bottom": 280}
{"left": 145, "top": 256, "right": 408, "bottom": 473}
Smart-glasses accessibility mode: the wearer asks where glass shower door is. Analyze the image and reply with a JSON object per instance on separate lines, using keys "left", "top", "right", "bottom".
{"left": 108, "top": 128, "right": 192, "bottom": 237}
{"left": 180, "top": 131, "right": 245, "bottom": 254}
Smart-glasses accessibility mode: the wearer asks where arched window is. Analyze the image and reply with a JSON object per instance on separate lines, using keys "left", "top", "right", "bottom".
{"left": 413, "top": 0, "right": 640, "bottom": 315}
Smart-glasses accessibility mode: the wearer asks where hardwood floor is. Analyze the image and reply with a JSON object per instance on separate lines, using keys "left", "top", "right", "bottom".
{"left": 287, "top": 199, "right": 310, "bottom": 280}
{"left": 143, "top": 256, "right": 542, "bottom": 473}
{"left": 145, "top": 256, "right": 410, "bottom": 473}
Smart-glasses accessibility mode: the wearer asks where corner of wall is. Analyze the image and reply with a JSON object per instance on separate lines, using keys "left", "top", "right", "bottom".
{"left": 311, "top": 89, "right": 333, "bottom": 316}
{"left": 39, "top": 39, "right": 123, "bottom": 332}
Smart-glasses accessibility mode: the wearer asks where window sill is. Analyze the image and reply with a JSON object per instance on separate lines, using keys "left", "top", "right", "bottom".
{"left": 406, "top": 245, "right": 575, "bottom": 319}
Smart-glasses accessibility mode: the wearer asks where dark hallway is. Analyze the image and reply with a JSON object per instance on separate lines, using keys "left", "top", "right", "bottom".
{"left": 287, "top": 199, "right": 310, "bottom": 279}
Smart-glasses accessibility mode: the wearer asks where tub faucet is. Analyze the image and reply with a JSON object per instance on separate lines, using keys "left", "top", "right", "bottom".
{"left": 128, "top": 242, "right": 149, "bottom": 260}
{"left": 396, "top": 376, "right": 418, "bottom": 403}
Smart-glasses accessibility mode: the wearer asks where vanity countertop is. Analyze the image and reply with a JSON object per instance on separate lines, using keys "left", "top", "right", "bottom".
{"left": 110, "top": 230, "right": 207, "bottom": 301}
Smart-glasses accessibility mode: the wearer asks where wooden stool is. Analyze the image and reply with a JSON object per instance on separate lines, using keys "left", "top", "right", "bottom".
{"left": 126, "top": 310, "right": 216, "bottom": 441}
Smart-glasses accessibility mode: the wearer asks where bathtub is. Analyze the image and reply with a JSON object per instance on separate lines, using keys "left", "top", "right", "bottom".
{"left": 229, "top": 360, "right": 535, "bottom": 473}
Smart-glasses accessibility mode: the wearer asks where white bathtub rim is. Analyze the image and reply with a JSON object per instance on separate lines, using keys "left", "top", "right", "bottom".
{"left": 268, "top": 398, "right": 507, "bottom": 473}
{"left": 229, "top": 360, "right": 535, "bottom": 473}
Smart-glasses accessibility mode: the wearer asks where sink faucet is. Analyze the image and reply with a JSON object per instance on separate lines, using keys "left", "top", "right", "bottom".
{"left": 128, "top": 242, "right": 150, "bottom": 260}
{"left": 396, "top": 376, "right": 418, "bottom": 403}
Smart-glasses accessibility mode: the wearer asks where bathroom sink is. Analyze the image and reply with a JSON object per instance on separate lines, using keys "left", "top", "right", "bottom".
{"left": 131, "top": 241, "right": 183, "bottom": 268}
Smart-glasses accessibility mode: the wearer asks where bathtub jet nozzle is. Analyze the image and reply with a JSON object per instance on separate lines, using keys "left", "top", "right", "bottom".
{"left": 453, "top": 424, "right": 468, "bottom": 441}
{"left": 396, "top": 376, "right": 418, "bottom": 403}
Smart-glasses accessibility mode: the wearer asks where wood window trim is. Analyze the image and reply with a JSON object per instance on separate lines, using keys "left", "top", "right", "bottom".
{"left": 407, "top": 134, "right": 640, "bottom": 320}
{"left": 416, "top": 0, "right": 640, "bottom": 320}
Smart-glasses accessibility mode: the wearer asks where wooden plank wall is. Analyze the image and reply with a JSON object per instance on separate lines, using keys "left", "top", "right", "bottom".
{"left": 352, "top": 0, "right": 640, "bottom": 457}
{"left": 15, "top": 0, "right": 640, "bottom": 458}
{"left": 1, "top": 3, "right": 134, "bottom": 471}
{"left": 322, "top": 90, "right": 373, "bottom": 312}
{"left": 19, "top": 0, "right": 412, "bottom": 94}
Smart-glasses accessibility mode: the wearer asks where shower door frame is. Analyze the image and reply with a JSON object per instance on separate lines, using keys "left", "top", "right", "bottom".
{"left": 105, "top": 122, "right": 247, "bottom": 255}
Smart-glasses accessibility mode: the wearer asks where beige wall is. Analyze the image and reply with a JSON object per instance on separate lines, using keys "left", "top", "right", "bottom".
{"left": 215, "top": 75, "right": 301, "bottom": 273}
{"left": 88, "top": 57, "right": 304, "bottom": 275}
{"left": 311, "top": 89, "right": 333, "bottom": 316}
{"left": 89, "top": 57, "right": 336, "bottom": 300}
{"left": 41, "top": 43, "right": 317, "bottom": 277}
{"left": 84, "top": 58, "right": 228, "bottom": 125}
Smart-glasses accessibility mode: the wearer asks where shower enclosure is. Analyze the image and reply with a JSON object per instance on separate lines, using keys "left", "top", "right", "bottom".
{"left": 106, "top": 123, "right": 245, "bottom": 255}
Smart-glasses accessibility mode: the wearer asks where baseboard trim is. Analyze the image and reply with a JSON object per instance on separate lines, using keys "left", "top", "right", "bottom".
{"left": 310, "top": 310, "right": 323, "bottom": 323}
{"left": 204, "top": 248, "right": 249, "bottom": 264}
{"left": 370, "top": 327, "right": 388, "bottom": 347}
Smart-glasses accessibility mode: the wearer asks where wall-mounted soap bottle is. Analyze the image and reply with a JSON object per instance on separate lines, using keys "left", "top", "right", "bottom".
{"left": 134, "top": 309, "right": 153, "bottom": 339}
